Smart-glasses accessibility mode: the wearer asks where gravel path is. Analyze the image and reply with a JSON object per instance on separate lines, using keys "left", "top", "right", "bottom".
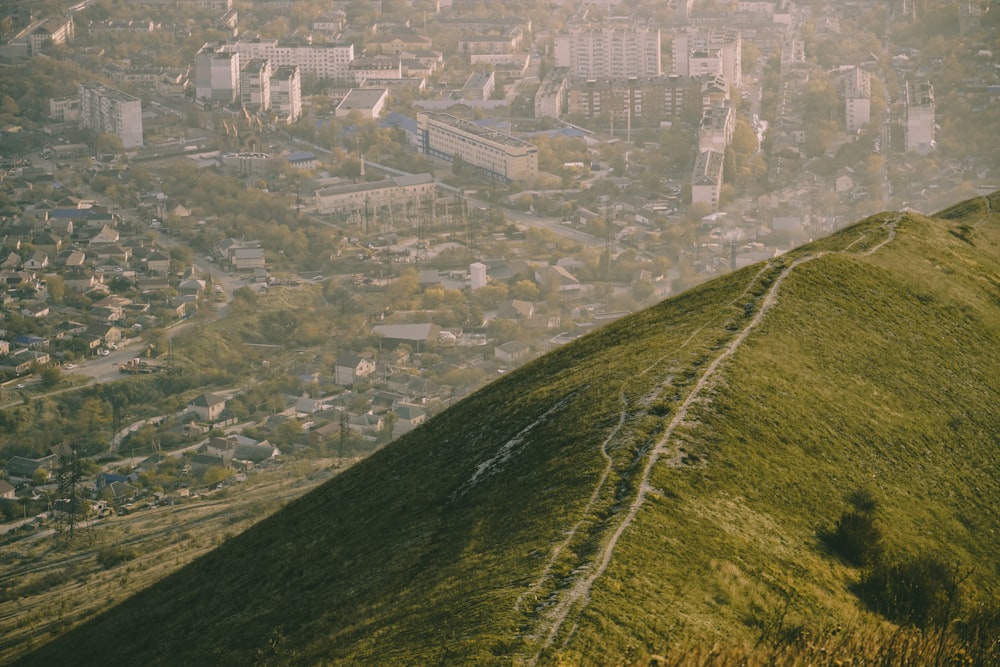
{"left": 526, "top": 215, "right": 901, "bottom": 663}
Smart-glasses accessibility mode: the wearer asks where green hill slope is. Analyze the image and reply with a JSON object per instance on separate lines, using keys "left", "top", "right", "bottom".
{"left": 15, "top": 195, "right": 1000, "bottom": 666}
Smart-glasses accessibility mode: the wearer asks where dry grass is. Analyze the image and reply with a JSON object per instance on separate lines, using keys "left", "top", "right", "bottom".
{"left": 0, "top": 459, "right": 340, "bottom": 664}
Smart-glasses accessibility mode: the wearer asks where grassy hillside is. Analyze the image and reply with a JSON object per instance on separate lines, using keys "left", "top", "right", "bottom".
{"left": 13, "top": 194, "right": 1000, "bottom": 666}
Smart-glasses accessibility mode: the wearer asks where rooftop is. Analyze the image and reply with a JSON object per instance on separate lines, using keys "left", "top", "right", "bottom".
{"left": 419, "top": 112, "right": 537, "bottom": 151}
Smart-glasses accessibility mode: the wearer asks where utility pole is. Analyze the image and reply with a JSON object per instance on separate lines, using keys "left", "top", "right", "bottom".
{"left": 338, "top": 408, "right": 348, "bottom": 465}
{"left": 364, "top": 195, "right": 371, "bottom": 234}
{"left": 603, "top": 208, "right": 612, "bottom": 280}
{"left": 56, "top": 443, "right": 82, "bottom": 542}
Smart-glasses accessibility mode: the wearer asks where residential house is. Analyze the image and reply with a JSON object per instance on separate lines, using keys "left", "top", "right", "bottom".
{"left": 203, "top": 435, "right": 239, "bottom": 465}
{"left": 4, "top": 455, "right": 57, "bottom": 482}
{"left": 93, "top": 295, "right": 131, "bottom": 318}
{"left": 535, "top": 264, "right": 581, "bottom": 291}
{"left": 95, "top": 472, "right": 132, "bottom": 490}
{"left": 231, "top": 246, "right": 265, "bottom": 271}
{"left": 88, "top": 224, "right": 120, "bottom": 245}
{"left": 102, "top": 480, "right": 138, "bottom": 504}
{"left": 13, "top": 334, "right": 48, "bottom": 349}
{"left": 0, "top": 479, "right": 15, "bottom": 500}
{"left": 334, "top": 352, "right": 376, "bottom": 386}
{"left": 187, "top": 392, "right": 228, "bottom": 422}
{"left": 32, "top": 231, "right": 63, "bottom": 254}
{"left": 295, "top": 396, "right": 326, "bottom": 414}
{"left": 55, "top": 249, "right": 86, "bottom": 268}
{"left": 372, "top": 323, "right": 441, "bottom": 350}
{"left": 233, "top": 439, "right": 279, "bottom": 464}
{"left": 7, "top": 348, "right": 50, "bottom": 368}
{"left": 87, "top": 324, "right": 123, "bottom": 346}
{"left": 347, "top": 411, "right": 383, "bottom": 437}
{"left": 178, "top": 278, "right": 206, "bottom": 295}
{"left": 22, "top": 250, "right": 49, "bottom": 271}
{"left": 495, "top": 340, "right": 530, "bottom": 363}
{"left": 496, "top": 299, "right": 534, "bottom": 320}
{"left": 20, "top": 303, "right": 50, "bottom": 319}
{"left": 53, "top": 321, "right": 87, "bottom": 340}
{"left": 63, "top": 267, "right": 106, "bottom": 293}
{"left": 0, "top": 252, "right": 21, "bottom": 270}
{"left": 92, "top": 244, "right": 131, "bottom": 263}
{"left": 189, "top": 453, "right": 227, "bottom": 474}
{"left": 392, "top": 402, "right": 426, "bottom": 434}
{"left": 146, "top": 251, "right": 171, "bottom": 274}
{"left": 364, "top": 388, "right": 398, "bottom": 410}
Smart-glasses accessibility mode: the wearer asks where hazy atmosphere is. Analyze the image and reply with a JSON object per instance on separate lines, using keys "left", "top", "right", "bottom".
{"left": 0, "top": 0, "right": 997, "bottom": 663}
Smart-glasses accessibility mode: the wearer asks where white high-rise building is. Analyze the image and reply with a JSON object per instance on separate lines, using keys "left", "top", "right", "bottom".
{"left": 554, "top": 22, "right": 661, "bottom": 79}
{"left": 672, "top": 28, "right": 742, "bottom": 89}
{"left": 196, "top": 42, "right": 240, "bottom": 102}
{"left": 270, "top": 66, "right": 302, "bottom": 124}
{"left": 904, "top": 79, "right": 935, "bottom": 154}
{"left": 241, "top": 58, "right": 271, "bottom": 111}
{"left": 844, "top": 67, "right": 871, "bottom": 134}
{"left": 77, "top": 81, "right": 143, "bottom": 149}
{"left": 231, "top": 39, "right": 354, "bottom": 82}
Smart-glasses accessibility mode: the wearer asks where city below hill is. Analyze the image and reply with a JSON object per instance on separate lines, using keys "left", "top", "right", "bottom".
{"left": 14, "top": 192, "right": 1000, "bottom": 666}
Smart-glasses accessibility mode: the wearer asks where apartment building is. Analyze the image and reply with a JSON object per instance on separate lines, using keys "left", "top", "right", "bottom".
{"left": 565, "top": 74, "right": 703, "bottom": 124}
{"left": 417, "top": 112, "right": 538, "bottom": 184}
{"left": 432, "top": 17, "right": 531, "bottom": 33}
{"left": 535, "top": 68, "right": 569, "bottom": 119}
{"left": 462, "top": 71, "right": 495, "bottom": 101}
{"left": 459, "top": 27, "right": 524, "bottom": 56}
{"left": 27, "top": 15, "right": 75, "bottom": 54}
{"left": 231, "top": 38, "right": 354, "bottom": 82}
{"left": 348, "top": 55, "right": 403, "bottom": 85}
{"left": 691, "top": 150, "right": 725, "bottom": 211}
{"left": 77, "top": 81, "right": 144, "bottom": 149}
{"left": 904, "top": 79, "right": 935, "bottom": 154}
{"left": 49, "top": 96, "right": 80, "bottom": 122}
{"left": 698, "top": 102, "right": 735, "bottom": 153}
{"left": 844, "top": 66, "right": 871, "bottom": 133}
{"left": 195, "top": 42, "right": 240, "bottom": 102}
{"left": 270, "top": 65, "right": 302, "bottom": 124}
{"left": 241, "top": 58, "right": 271, "bottom": 111}
{"left": 672, "top": 27, "right": 742, "bottom": 89}
{"left": 555, "top": 22, "right": 661, "bottom": 79}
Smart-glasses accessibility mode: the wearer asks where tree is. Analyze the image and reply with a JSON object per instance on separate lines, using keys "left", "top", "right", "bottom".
{"left": 40, "top": 365, "right": 62, "bottom": 388}
{"left": 44, "top": 274, "right": 65, "bottom": 302}
{"left": 510, "top": 279, "right": 540, "bottom": 300}
{"left": 232, "top": 286, "right": 257, "bottom": 314}
{"left": 203, "top": 466, "right": 233, "bottom": 486}
{"left": 387, "top": 267, "right": 419, "bottom": 303}
{"left": 380, "top": 411, "right": 397, "bottom": 444}
{"left": 95, "top": 133, "right": 123, "bottom": 155}
{"left": 731, "top": 119, "right": 759, "bottom": 157}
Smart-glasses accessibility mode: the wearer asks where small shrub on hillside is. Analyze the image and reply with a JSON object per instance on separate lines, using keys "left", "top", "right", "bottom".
{"left": 820, "top": 509, "right": 883, "bottom": 566}
{"left": 96, "top": 544, "right": 139, "bottom": 569}
{"left": 847, "top": 488, "right": 878, "bottom": 513}
{"left": 858, "top": 555, "right": 959, "bottom": 629}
